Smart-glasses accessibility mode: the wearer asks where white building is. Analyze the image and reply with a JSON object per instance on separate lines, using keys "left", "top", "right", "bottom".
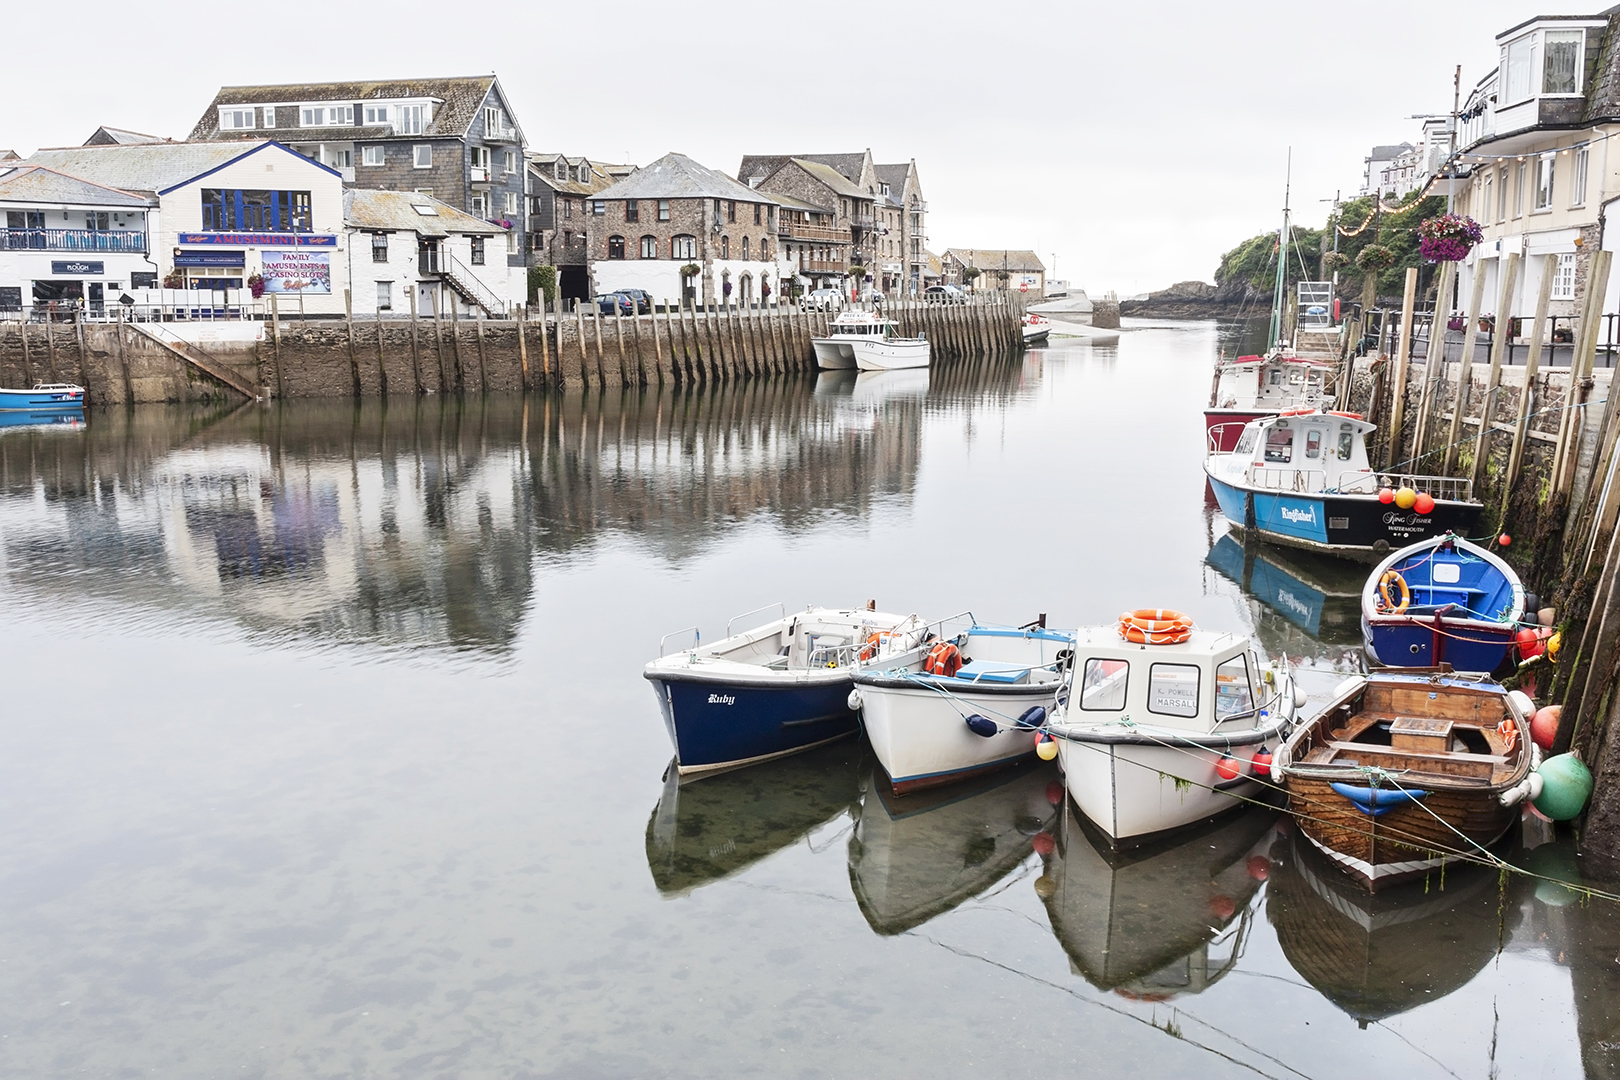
{"left": 27, "top": 140, "right": 350, "bottom": 315}
{"left": 0, "top": 165, "right": 158, "bottom": 317}
{"left": 343, "top": 189, "right": 513, "bottom": 316}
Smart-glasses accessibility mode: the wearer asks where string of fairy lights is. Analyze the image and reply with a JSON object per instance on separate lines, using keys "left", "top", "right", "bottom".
{"left": 1334, "top": 124, "right": 1620, "bottom": 238}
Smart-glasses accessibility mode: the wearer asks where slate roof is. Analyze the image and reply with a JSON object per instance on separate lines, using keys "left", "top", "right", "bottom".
{"left": 85, "top": 126, "right": 167, "bottom": 146}
{"left": 344, "top": 188, "right": 503, "bottom": 238}
{"left": 595, "top": 152, "right": 774, "bottom": 204}
{"left": 0, "top": 166, "right": 154, "bottom": 208}
{"left": 526, "top": 154, "right": 630, "bottom": 196}
{"left": 1366, "top": 143, "right": 1416, "bottom": 160}
{"left": 944, "top": 249, "right": 1046, "bottom": 273}
{"left": 798, "top": 153, "right": 866, "bottom": 184}
{"left": 0, "top": 150, "right": 19, "bottom": 162}
{"left": 188, "top": 76, "right": 504, "bottom": 141}
{"left": 790, "top": 159, "right": 869, "bottom": 199}
{"left": 24, "top": 141, "right": 293, "bottom": 196}
{"left": 771, "top": 192, "right": 831, "bottom": 214}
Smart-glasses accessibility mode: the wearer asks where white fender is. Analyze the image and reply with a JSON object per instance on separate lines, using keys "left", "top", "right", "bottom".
{"left": 1293, "top": 681, "right": 1308, "bottom": 710}
{"left": 847, "top": 688, "right": 863, "bottom": 712}
{"left": 1507, "top": 690, "right": 1537, "bottom": 721}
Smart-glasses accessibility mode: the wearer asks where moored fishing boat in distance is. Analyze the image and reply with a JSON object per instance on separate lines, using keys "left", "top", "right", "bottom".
{"left": 1274, "top": 669, "right": 1535, "bottom": 891}
{"left": 851, "top": 617, "right": 1075, "bottom": 794}
{"left": 1204, "top": 409, "right": 1483, "bottom": 562}
{"left": 1362, "top": 533, "right": 1523, "bottom": 673}
{"left": 1022, "top": 313, "right": 1051, "bottom": 345}
{"left": 0, "top": 383, "right": 86, "bottom": 412}
{"left": 812, "top": 311, "right": 929, "bottom": 371}
{"left": 645, "top": 603, "right": 930, "bottom": 777}
{"left": 1045, "top": 610, "right": 1299, "bottom": 846}
{"left": 1204, "top": 353, "right": 1332, "bottom": 452}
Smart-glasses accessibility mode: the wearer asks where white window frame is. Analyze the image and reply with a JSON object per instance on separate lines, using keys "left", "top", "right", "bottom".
{"left": 1552, "top": 252, "right": 1577, "bottom": 300}
{"left": 483, "top": 106, "right": 504, "bottom": 134}
{"left": 1543, "top": 29, "right": 1586, "bottom": 96}
{"left": 397, "top": 104, "right": 428, "bottom": 135}
{"left": 503, "top": 150, "right": 517, "bottom": 175}
{"left": 470, "top": 146, "right": 490, "bottom": 171}
{"left": 414, "top": 145, "right": 432, "bottom": 169}
{"left": 1573, "top": 146, "right": 1590, "bottom": 207}
{"left": 361, "top": 145, "right": 385, "bottom": 167}
{"left": 1535, "top": 154, "right": 1555, "bottom": 211}
{"left": 471, "top": 194, "right": 487, "bottom": 218}
{"left": 504, "top": 191, "right": 519, "bottom": 215}
{"left": 221, "top": 108, "right": 255, "bottom": 130}
{"left": 363, "top": 105, "right": 390, "bottom": 125}
{"left": 1502, "top": 35, "right": 1533, "bottom": 105}
{"left": 376, "top": 281, "right": 393, "bottom": 312}
{"left": 262, "top": 106, "right": 276, "bottom": 128}
{"left": 1515, "top": 161, "right": 1527, "bottom": 217}
{"left": 301, "top": 106, "right": 325, "bottom": 127}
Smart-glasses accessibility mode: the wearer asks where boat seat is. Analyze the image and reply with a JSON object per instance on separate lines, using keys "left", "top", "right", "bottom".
{"left": 1324, "top": 740, "right": 1501, "bottom": 782}
{"left": 954, "top": 661, "right": 1031, "bottom": 684}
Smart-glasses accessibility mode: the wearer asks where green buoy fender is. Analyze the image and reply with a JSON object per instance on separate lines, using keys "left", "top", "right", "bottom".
{"left": 1532, "top": 754, "right": 1594, "bottom": 822}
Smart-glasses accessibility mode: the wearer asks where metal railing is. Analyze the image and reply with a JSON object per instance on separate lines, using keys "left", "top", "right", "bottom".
{"left": 1336, "top": 471, "right": 1475, "bottom": 502}
{"left": 778, "top": 223, "right": 848, "bottom": 244}
{"left": 441, "top": 251, "right": 508, "bottom": 316}
{"left": 2, "top": 228, "right": 148, "bottom": 253}
{"left": 1246, "top": 467, "right": 1328, "bottom": 492}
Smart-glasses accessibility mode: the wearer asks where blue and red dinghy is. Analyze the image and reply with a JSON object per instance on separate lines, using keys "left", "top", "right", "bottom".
{"left": 1361, "top": 534, "right": 1523, "bottom": 674}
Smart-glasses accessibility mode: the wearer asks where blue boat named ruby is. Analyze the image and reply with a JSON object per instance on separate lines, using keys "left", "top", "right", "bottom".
{"left": 0, "top": 383, "right": 86, "bottom": 412}
{"left": 1361, "top": 533, "right": 1524, "bottom": 673}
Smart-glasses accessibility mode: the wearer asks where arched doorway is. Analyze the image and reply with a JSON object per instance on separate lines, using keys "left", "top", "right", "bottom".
{"left": 738, "top": 273, "right": 753, "bottom": 307}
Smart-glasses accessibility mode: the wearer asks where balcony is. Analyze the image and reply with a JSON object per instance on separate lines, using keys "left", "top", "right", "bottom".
{"left": 797, "top": 258, "right": 844, "bottom": 274}
{"left": 778, "top": 222, "right": 848, "bottom": 244}
{"left": 850, "top": 214, "right": 875, "bottom": 229}
{"left": 484, "top": 125, "right": 519, "bottom": 143}
{"left": 470, "top": 166, "right": 489, "bottom": 183}
{"left": 3, "top": 228, "right": 148, "bottom": 253}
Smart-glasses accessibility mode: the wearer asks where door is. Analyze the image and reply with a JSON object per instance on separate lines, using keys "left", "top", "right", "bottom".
{"left": 416, "top": 282, "right": 436, "bottom": 317}
{"left": 417, "top": 239, "right": 439, "bottom": 276}
{"left": 88, "top": 282, "right": 104, "bottom": 316}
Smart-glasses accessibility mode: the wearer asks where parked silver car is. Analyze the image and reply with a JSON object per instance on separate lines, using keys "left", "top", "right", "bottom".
{"left": 800, "top": 288, "right": 844, "bottom": 312}
{"left": 924, "top": 284, "right": 968, "bottom": 304}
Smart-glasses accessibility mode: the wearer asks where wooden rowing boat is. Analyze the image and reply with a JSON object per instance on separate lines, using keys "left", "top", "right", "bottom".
{"left": 1275, "top": 668, "right": 1534, "bottom": 891}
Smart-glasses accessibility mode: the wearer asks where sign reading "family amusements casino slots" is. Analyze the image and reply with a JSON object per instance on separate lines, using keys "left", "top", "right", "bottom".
{"left": 261, "top": 249, "right": 332, "bottom": 294}
{"left": 177, "top": 233, "right": 337, "bottom": 247}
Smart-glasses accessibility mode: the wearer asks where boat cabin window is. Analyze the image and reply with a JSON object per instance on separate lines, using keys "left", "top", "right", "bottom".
{"left": 1305, "top": 430, "right": 1322, "bottom": 460}
{"left": 1214, "top": 654, "right": 1256, "bottom": 718}
{"left": 1268, "top": 370, "right": 1282, "bottom": 386}
{"left": 1147, "top": 663, "right": 1201, "bottom": 718}
{"left": 1080, "top": 658, "right": 1129, "bottom": 710}
{"left": 1337, "top": 424, "right": 1354, "bottom": 460}
{"left": 1264, "top": 425, "right": 1294, "bottom": 463}
{"left": 1234, "top": 429, "right": 1257, "bottom": 456}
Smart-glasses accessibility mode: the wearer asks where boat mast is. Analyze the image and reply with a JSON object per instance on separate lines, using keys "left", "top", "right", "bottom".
{"left": 1269, "top": 149, "right": 1292, "bottom": 351}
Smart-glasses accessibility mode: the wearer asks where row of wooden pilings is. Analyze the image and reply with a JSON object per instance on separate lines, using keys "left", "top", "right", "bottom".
{"left": 1342, "top": 259, "right": 1620, "bottom": 862}
{"left": 514, "top": 291, "right": 1028, "bottom": 389}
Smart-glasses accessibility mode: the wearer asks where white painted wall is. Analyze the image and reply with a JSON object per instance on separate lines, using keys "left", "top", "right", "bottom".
{"left": 161, "top": 147, "right": 348, "bottom": 316}
{"left": 344, "top": 228, "right": 513, "bottom": 317}
{"left": 0, "top": 203, "right": 155, "bottom": 310}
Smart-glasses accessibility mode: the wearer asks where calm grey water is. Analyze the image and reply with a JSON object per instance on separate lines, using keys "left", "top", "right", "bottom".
{"left": 0, "top": 324, "right": 1613, "bottom": 1079}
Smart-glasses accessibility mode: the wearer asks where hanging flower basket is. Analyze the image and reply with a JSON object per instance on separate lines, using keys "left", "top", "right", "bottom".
{"left": 247, "top": 273, "right": 266, "bottom": 299}
{"left": 1356, "top": 245, "right": 1397, "bottom": 272}
{"left": 1321, "top": 251, "right": 1349, "bottom": 271}
{"left": 1416, "top": 214, "right": 1483, "bottom": 263}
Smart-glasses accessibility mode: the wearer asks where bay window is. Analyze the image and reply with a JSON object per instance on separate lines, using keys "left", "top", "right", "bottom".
{"left": 1544, "top": 31, "right": 1583, "bottom": 94}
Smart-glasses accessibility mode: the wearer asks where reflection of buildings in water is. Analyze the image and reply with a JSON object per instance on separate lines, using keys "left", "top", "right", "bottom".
{"left": 644, "top": 740, "right": 864, "bottom": 897}
{"left": 847, "top": 759, "right": 1059, "bottom": 935}
{"left": 0, "top": 375, "right": 958, "bottom": 651}
{"left": 1038, "top": 803, "right": 1280, "bottom": 1000}
{"left": 1267, "top": 828, "right": 1526, "bottom": 1025}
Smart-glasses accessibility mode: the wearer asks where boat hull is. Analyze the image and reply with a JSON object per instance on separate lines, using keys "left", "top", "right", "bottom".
{"left": 1363, "top": 616, "right": 1515, "bottom": 673}
{"left": 855, "top": 676, "right": 1058, "bottom": 794}
{"left": 1022, "top": 327, "right": 1050, "bottom": 345}
{"left": 811, "top": 338, "right": 857, "bottom": 370}
{"left": 1054, "top": 729, "right": 1279, "bottom": 845}
{"left": 1206, "top": 474, "right": 1482, "bottom": 562}
{"left": 647, "top": 671, "right": 861, "bottom": 776}
{"left": 1284, "top": 773, "right": 1517, "bottom": 891}
{"left": 852, "top": 338, "right": 930, "bottom": 372}
{"left": 0, "top": 386, "right": 85, "bottom": 412}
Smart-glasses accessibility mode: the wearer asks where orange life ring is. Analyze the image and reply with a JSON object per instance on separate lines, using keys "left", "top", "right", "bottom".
{"left": 1277, "top": 408, "right": 1315, "bottom": 417}
{"left": 1118, "top": 609, "right": 1194, "bottom": 645}
{"left": 924, "top": 641, "right": 962, "bottom": 677}
{"left": 859, "top": 631, "right": 891, "bottom": 662}
{"left": 1497, "top": 717, "right": 1519, "bottom": 752}
{"left": 1328, "top": 411, "right": 1363, "bottom": 420}
{"left": 1378, "top": 571, "right": 1410, "bottom": 614}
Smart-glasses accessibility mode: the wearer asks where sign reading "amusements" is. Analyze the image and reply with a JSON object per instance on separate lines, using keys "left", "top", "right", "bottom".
{"left": 177, "top": 233, "right": 337, "bottom": 247}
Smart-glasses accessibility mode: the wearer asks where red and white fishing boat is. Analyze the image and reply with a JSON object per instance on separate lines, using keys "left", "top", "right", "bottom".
{"left": 1204, "top": 352, "right": 1333, "bottom": 452}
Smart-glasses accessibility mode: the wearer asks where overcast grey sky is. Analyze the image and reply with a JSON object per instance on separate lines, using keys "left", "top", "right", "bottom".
{"left": 3, "top": 1, "right": 1551, "bottom": 293}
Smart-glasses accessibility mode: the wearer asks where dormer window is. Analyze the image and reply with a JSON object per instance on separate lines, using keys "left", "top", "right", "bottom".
{"left": 1501, "top": 26, "right": 1587, "bottom": 106}
{"left": 221, "top": 109, "right": 254, "bottom": 130}
{"left": 577, "top": 164, "right": 590, "bottom": 183}
{"left": 363, "top": 105, "right": 391, "bottom": 125}
{"left": 1545, "top": 30, "right": 1583, "bottom": 94}
{"left": 554, "top": 161, "right": 566, "bottom": 182}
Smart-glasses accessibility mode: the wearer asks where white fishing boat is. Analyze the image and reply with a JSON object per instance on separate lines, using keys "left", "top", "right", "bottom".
{"left": 1022, "top": 313, "right": 1051, "bottom": 345}
{"left": 1045, "top": 611, "right": 1301, "bottom": 846}
{"left": 812, "top": 311, "right": 893, "bottom": 370}
{"left": 851, "top": 619, "right": 1075, "bottom": 794}
{"left": 851, "top": 332, "right": 929, "bottom": 372}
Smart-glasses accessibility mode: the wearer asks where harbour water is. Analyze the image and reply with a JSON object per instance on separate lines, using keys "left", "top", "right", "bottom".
{"left": 0, "top": 324, "right": 1612, "bottom": 1078}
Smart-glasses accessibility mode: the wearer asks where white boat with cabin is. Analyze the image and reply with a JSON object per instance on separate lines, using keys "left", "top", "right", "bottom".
{"left": 1045, "top": 614, "right": 1300, "bottom": 845}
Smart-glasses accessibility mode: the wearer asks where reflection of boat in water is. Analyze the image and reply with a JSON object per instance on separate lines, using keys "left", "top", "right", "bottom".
{"left": 1038, "top": 803, "right": 1280, "bottom": 999}
{"left": 848, "top": 758, "right": 1059, "bottom": 934}
{"left": 1268, "top": 827, "right": 1524, "bottom": 1023}
{"left": 1205, "top": 533, "right": 1363, "bottom": 643}
{"left": 851, "top": 368, "right": 929, "bottom": 402}
{"left": 645, "top": 739, "right": 864, "bottom": 897}
{"left": 0, "top": 410, "right": 86, "bottom": 431}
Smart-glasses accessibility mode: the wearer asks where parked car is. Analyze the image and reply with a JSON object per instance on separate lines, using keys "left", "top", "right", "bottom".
{"left": 594, "top": 292, "right": 635, "bottom": 316}
{"left": 801, "top": 288, "right": 844, "bottom": 312}
{"left": 616, "top": 288, "right": 653, "bottom": 314}
{"left": 924, "top": 284, "right": 967, "bottom": 304}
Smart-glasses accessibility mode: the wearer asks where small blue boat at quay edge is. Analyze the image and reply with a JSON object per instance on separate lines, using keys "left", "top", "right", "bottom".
{"left": 0, "top": 383, "right": 86, "bottom": 412}
{"left": 1362, "top": 533, "right": 1524, "bottom": 674}
{"left": 645, "top": 604, "right": 931, "bottom": 778}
